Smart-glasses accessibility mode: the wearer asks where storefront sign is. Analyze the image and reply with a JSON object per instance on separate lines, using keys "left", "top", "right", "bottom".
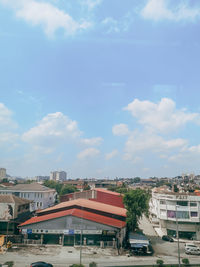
{"left": 176, "top": 195, "right": 188, "bottom": 200}
{"left": 30, "top": 229, "right": 102, "bottom": 235}
{"left": 63, "top": 229, "right": 74, "bottom": 235}
{"left": 27, "top": 229, "right": 32, "bottom": 234}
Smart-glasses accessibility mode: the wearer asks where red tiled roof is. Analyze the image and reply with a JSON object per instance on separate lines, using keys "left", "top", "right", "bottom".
{"left": 19, "top": 208, "right": 126, "bottom": 228}
{"left": 37, "top": 198, "right": 126, "bottom": 217}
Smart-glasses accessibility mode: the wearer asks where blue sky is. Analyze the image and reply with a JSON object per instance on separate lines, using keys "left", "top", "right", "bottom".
{"left": 1, "top": 0, "right": 200, "bottom": 179}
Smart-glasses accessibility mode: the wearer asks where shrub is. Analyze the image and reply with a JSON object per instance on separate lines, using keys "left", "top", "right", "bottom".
{"left": 69, "top": 264, "right": 85, "bottom": 267}
{"left": 182, "top": 258, "right": 190, "bottom": 266}
{"left": 156, "top": 259, "right": 164, "bottom": 267}
{"left": 4, "top": 262, "right": 14, "bottom": 267}
{"left": 89, "top": 262, "right": 97, "bottom": 267}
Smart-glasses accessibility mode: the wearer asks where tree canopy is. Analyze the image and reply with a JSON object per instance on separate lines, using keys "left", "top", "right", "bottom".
{"left": 43, "top": 180, "right": 78, "bottom": 196}
{"left": 60, "top": 184, "right": 78, "bottom": 196}
{"left": 123, "top": 189, "right": 149, "bottom": 232}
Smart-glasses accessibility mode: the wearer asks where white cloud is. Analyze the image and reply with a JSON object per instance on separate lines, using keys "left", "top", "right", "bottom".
{"left": 77, "top": 147, "right": 100, "bottom": 160}
{"left": 82, "top": 0, "right": 102, "bottom": 10}
{"left": 81, "top": 137, "right": 103, "bottom": 146}
{"left": 102, "top": 12, "right": 132, "bottom": 33}
{"left": 141, "top": 0, "right": 200, "bottom": 22}
{"left": 112, "top": 123, "right": 129, "bottom": 136}
{"left": 0, "top": 0, "right": 91, "bottom": 36}
{"left": 0, "top": 103, "right": 19, "bottom": 147}
{"left": 123, "top": 130, "right": 187, "bottom": 161}
{"left": 124, "top": 98, "right": 198, "bottom": 133}
{"left": 0, "top": 103, "right": 17, "bottom": 129}
{"left": 22, "top": 112, "right": 81, "bottom": 146}
{"left": 105, "top": 149, "right": 118, "bottom": 160}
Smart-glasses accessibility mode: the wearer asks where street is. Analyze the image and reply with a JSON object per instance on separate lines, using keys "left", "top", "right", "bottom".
{"left": 1, "top": 216, "right": 200, "bottom": 267}
{"left": 1, "top": 244, "right": 200, "bottom": 267}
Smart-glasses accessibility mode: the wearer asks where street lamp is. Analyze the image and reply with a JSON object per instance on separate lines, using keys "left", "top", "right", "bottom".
{"left": 175, "top": 205, "right": 181, "bottom": 267}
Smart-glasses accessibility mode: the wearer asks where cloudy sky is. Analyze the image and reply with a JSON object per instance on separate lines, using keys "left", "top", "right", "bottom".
{"left": 1, "top": 0, "right": 200, "bottom": 179}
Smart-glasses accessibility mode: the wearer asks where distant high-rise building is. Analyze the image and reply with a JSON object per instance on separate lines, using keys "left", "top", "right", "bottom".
{"left": 0, "top": 168, "right": 6, "bottom": 179}
{"left": 50, "top": 171, "right": 67, "bottom": 182}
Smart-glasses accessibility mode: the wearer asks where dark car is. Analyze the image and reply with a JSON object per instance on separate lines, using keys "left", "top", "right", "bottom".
{"left": 30, "top": 262, "right": 53, "bottom": 267}
{"left": 162, "top": 235, "right": 174, "bottom": 242}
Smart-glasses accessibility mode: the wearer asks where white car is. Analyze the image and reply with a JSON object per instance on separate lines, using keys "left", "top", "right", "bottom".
{"left": 185, "top": 243, "right": 200, "bottom": 255}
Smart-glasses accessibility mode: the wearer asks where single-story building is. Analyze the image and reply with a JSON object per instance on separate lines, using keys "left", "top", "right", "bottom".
{"left": 18, "top": 198, "right": 127, "bottom": 247}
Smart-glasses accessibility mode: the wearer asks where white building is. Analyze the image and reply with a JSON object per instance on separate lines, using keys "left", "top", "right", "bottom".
{"left": 0, "top": 183, "right": 56, "bottom": 212}
{"left": 0, "top": 168, "right": 6, "bottom": 179}
{"left": 149, "top": 188, "right": 200, "bottom": 240}
{"left": 50, "top": 171, "right": 67, "bottom": 182}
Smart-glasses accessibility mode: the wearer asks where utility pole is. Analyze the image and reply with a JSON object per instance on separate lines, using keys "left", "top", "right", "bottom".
{"left": 80, "top": 206, "right": 83, "bottom": 266}
{"left": 176, "top": 204, "right": 181, "bottom": 267}
{"left": 80, "top": 228, "right": 83, "bottom": 265}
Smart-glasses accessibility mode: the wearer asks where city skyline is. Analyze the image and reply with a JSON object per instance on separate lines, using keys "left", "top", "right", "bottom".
{"left": 1, "top": 0, "right": 200, "bottom": 178}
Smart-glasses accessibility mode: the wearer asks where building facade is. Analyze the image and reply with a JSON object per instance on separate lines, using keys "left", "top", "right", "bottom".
{"left": 60, "top": 188, "right": 124, "bottom": 208}
{"left": 0, "top": 195, "right": 31, "bottom": 235}
{"left": 0, "top": 183, "right": 56, "bottom": 212}
{"left": 19, "top": 198, "right": 126, "bottom": 247}
{"left": 0, "top": 168, "right": 6, "bottom": 179}
{"left": 149, "top": 188, "right": 200, "bottom": 240}
{"left": 50, "top": 171, "right": 67, "bottom": 182}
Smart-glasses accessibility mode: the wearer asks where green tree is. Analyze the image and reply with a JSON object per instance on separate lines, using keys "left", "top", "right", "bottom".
{"left": 182, "top": 258, "right": 190, "bottom": 266}
{"left": 69, "top": 264, "right": 85, "bottom": 267}
{"left": 116, "top": 187, "right": 128, "bottom": 194}
{"left": 133, "top": 177, "right": 141, "bottom": 183}
{"left": 156, "top": 259, "right": 164, "bottom": 267}
{"left": 123, "top": 189, "right": 149, "bottom": 231}
{"left": 83, "top": 181, "right": 90, "bottom": 191}
{"left": 60, "top": 184, "right": 78, "bottom": 196}
{"left": 43, "top": 180, "right": 63, "bottom": 194}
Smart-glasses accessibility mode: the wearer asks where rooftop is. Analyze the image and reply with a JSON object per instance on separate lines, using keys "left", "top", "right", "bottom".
{"left": 37, "top": 198, "right": 127, "bottom": 217}
{"left": 0, "top": 195, "right": 32, "bottom": 204}
{"left": 0, "top": 183, "right": 56, "bottom": 192}
{"left": 19, "top": 208, "right": 126, "bottom": 228}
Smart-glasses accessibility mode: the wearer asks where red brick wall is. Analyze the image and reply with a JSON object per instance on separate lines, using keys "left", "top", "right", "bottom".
{"left": 90, "top": 190, "right": 124, "bottom": 208}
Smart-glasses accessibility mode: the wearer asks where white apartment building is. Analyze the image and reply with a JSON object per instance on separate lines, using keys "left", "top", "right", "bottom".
{"left": 149, "top": 188, "right": 200, "bottom": 240}
{"left": 50, "top": 171, "right": 67, "bottom": 182}
{"left": 0, "top": 168, "right": 6, "bottom": 179}
{"left": 0, "top": 183, "right": 56, "bottom": 212}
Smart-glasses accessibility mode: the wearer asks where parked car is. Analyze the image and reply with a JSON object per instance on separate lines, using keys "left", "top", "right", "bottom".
{"left": 30, "top": 262, "right": 53, "bottom": 267}
{"left": 185, "top": 243, "right": 200, "bottom": 255}
{"left": 185, "top": 248, "right": 200, "bottom": 255}
{"left": 162, "top": 235, "right": 174, "bottom": 242}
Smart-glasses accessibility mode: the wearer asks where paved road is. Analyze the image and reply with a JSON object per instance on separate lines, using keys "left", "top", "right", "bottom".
{"left": 1, "top": 217, "right": 199, "bottom": 267}
{"left": 1, "top": 245, "right": 200, "bottom": 267}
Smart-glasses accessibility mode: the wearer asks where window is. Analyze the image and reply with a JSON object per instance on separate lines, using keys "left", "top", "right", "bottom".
{"left": 167, "top": 210, "right": 176, "bottom": 218}
{"left": 177, "top": 201, "right": 188, "bottom": 206}
{"left": 160, "top": 200, "right": 166, "bottom": 205}
{"left": 40, "top": 202, "right": 42, "bottom": 207}
{"left": 191, "top": 212, "right": 198, "bottom": 217}
{"left": 176, "top": 211, "right": 189, "bottom": 219}
{"left": 190, "top": 202, "right": 197, "bottom": 207}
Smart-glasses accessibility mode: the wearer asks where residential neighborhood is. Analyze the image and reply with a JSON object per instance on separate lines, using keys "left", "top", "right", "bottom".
{"left": 1, "top": 169, "right": 200, "bottom": 266}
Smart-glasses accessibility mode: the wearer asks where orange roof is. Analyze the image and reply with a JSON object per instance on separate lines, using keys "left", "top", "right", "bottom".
{"left": 37, "top": 198, "right": 126, "bottom": 217}
{"left": 94, "top": 188, "right": 123, "bottom": 196}
{"left": 19, "top": 208, "right": 126, "bottom": 229}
